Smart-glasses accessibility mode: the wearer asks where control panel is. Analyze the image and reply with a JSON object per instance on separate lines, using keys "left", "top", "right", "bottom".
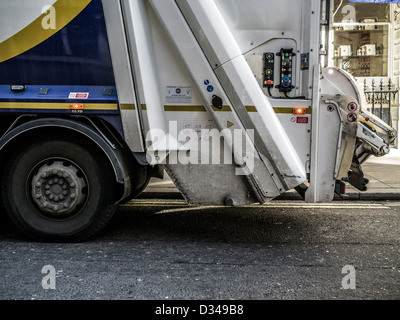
{"left": 276, "top": 48, "right": 295, "bottom": 93}
{"left": 263, "top": 52, "right": 275, "bottom": 88}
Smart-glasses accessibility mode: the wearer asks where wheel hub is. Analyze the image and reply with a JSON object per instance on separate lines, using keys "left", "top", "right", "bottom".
{"left": 31, "top": 161, "right": 87, "bottom": 216}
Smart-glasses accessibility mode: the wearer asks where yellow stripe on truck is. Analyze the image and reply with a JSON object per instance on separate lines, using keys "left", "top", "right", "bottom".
{"left": 0, "top": 0, "right": 92, "bottom": 63}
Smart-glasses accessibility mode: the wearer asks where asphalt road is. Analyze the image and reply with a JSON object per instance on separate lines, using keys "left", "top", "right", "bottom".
{"left": 0, "top": 199, "right": 399, "bottom": 301}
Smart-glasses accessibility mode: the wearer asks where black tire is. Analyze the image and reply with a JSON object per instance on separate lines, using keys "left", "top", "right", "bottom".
{"left": 2, "top": 134, "right": 116, "bottom": 242}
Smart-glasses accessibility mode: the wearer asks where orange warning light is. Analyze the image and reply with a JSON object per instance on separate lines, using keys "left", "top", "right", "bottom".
{"left": 70, "top": 103, "right": 84, "bottom": 110}
{"left": 293, "top": 107, "right": 306, "bottom": 115}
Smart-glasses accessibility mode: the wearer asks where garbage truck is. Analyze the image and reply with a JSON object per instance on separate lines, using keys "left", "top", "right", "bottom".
{"left": 0, "top": 0, "right": 396, "bottom": 241}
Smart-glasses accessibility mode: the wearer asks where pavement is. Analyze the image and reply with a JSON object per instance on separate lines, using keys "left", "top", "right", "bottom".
{"left": 140, "top": 148, "right": 400, "bottom": 201}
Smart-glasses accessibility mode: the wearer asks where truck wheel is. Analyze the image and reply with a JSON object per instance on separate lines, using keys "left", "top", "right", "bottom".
{"left": 2, "top": 135, "right": 116, "bottom": 242}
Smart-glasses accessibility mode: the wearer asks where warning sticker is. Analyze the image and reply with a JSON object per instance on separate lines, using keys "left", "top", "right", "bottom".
{"left": 296, "top": 117, "right": 309, "bottom": 124}
{"left": 69, "top": 92, "right": 89, "bottom": 99}
{"left": 181, "top": 120, "right": 214, "bottom": 141}
{"left": 166, "top": 86, "right": 191, "bottom": 104}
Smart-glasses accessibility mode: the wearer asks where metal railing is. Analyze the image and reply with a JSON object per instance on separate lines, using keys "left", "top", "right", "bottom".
{"left": 363, "top": 78, "right": 398, "bottom": 126}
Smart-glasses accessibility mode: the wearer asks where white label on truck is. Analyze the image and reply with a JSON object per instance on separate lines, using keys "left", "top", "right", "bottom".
{"left": 181, "top": 119, "right": 214, "bottom": 141}
{"left": 166, "top": 86, "right": 191, "bottom": 104}
{"left": 68, "top": 92, "right": 89, "bottom": 99}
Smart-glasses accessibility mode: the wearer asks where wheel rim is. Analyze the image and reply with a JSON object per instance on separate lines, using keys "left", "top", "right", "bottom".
{"left": 30, "top": 159, "right": 88, "bottom": 218}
